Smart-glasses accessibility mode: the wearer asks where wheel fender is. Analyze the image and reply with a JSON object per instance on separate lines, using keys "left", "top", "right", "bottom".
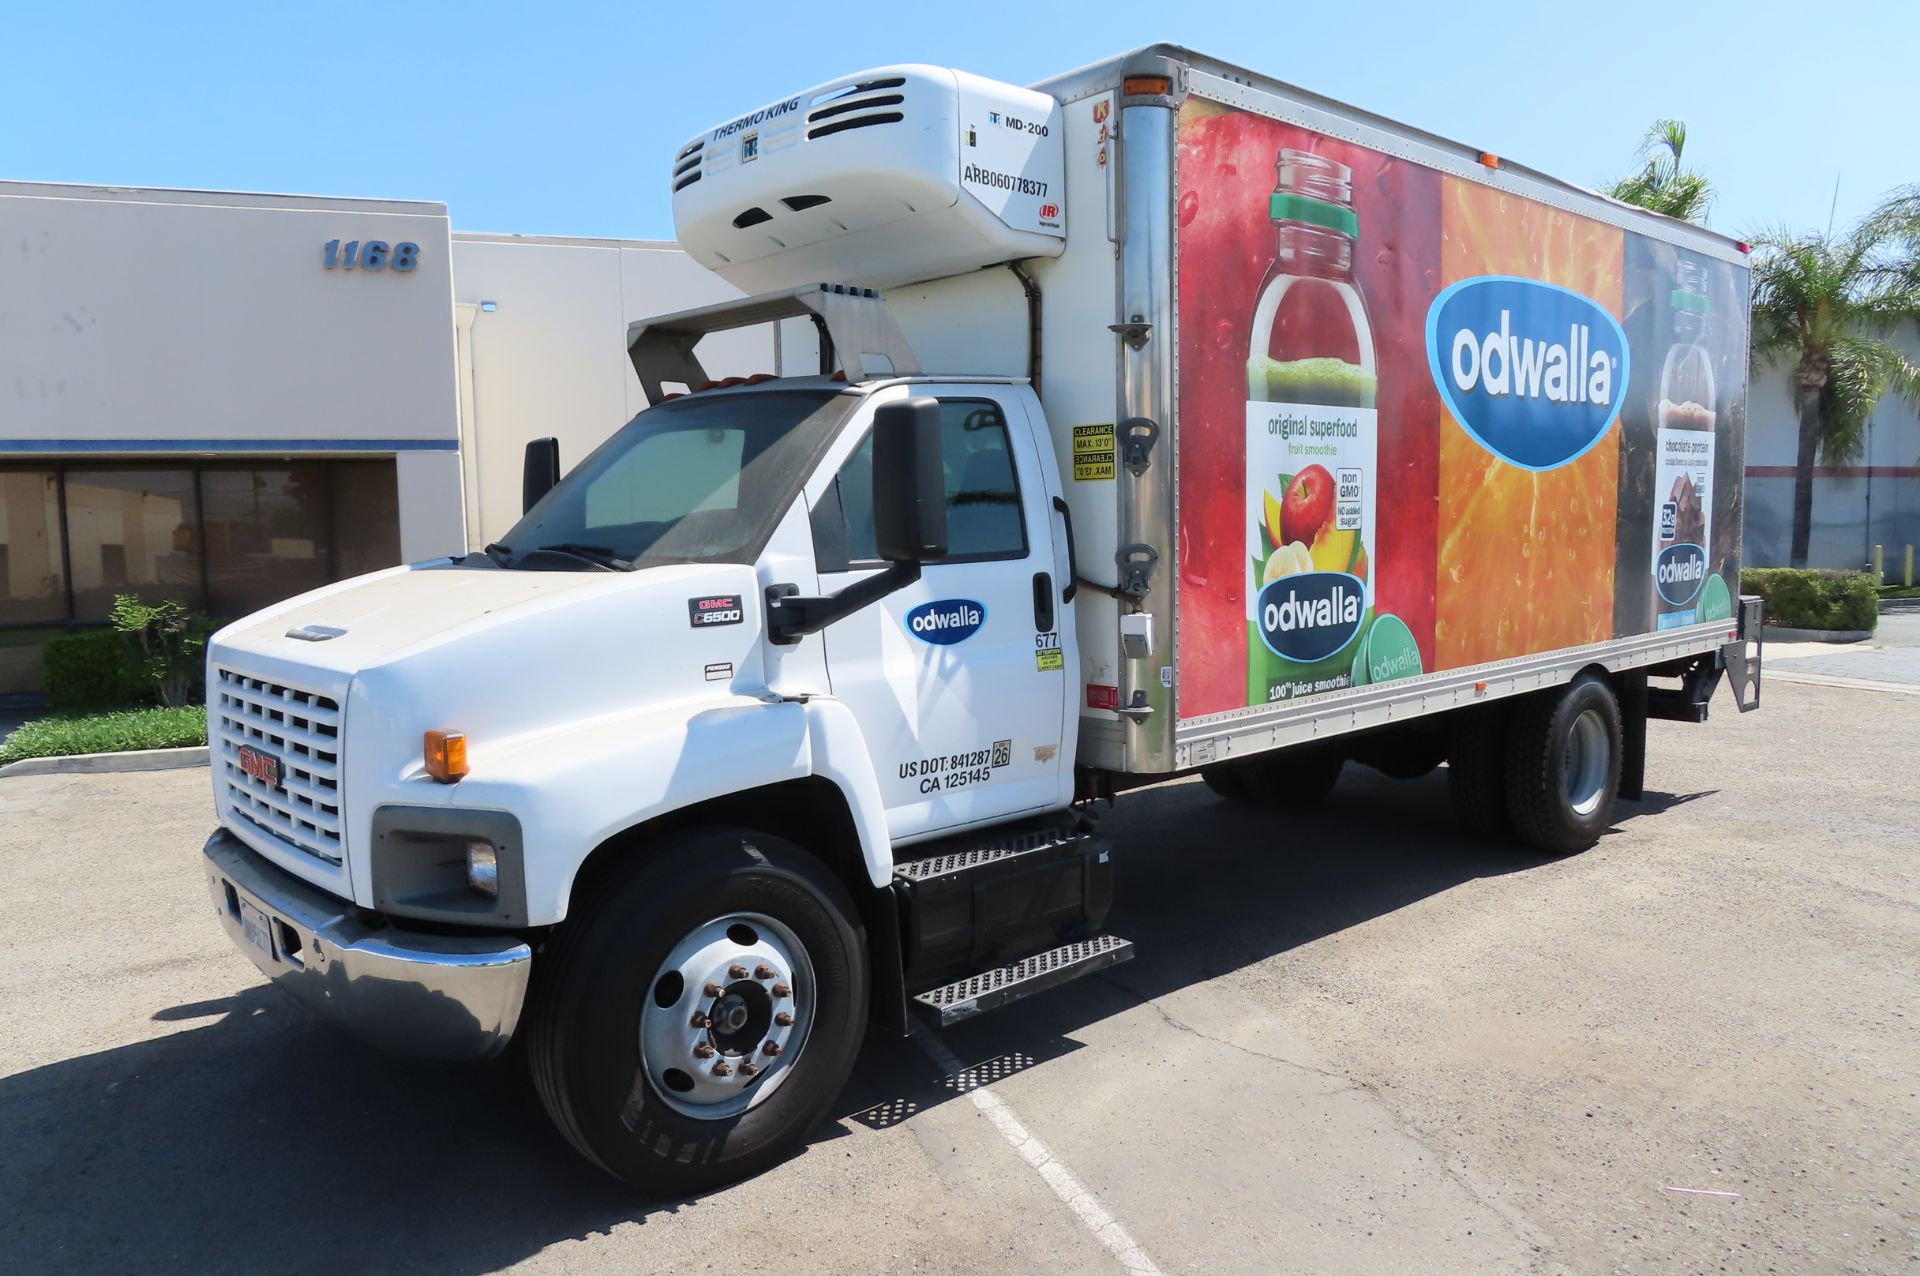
{"left": 801, "top": 696, "right": 893, "bottom": 889}
{"left": 447, "top": 697, "right": 813, "bottom": 924}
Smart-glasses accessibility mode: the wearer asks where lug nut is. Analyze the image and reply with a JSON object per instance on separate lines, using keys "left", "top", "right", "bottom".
{"left": 728, "top": 963, "right": 749, "bottom": 979}
{"left": 771, "top": 982, "right": 791, "bottom": 998}
{"left": 712, "top": 1060, "right": 734, "bottom": 1077}
{"left": 740, "top": 1061, "right": 761, "bottom": 1078}
{"left": 774, "top": 1011, "right": 794, "bottom": 1027}
{"left": 693, "top": 1042, "right": 717, "bottom": 1059}
{"left": 762, "top": 1040, "right": 783, "bottom": 1057}
{"left": 689, "top": 1012, "right": 709, "bottom": 1029}
{"left": 704, "top": 981, "right": 724, "bottom": 998}
{"left": 755, "top": 964, "right": 775, "bottom": 980}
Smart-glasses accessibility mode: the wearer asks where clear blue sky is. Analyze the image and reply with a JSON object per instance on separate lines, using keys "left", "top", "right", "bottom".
{"left": 2, "top": 0, "right": 1910, "bottom": 244}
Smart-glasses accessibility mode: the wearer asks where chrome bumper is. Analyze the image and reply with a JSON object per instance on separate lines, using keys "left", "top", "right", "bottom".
{"left": 203, "top": 830, "right": 533, "bottom": 1060}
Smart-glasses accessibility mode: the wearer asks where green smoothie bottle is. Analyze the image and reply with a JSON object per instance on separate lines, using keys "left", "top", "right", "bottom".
{"left": 1244, "top": 149, "right": 1398, "bottom": 706}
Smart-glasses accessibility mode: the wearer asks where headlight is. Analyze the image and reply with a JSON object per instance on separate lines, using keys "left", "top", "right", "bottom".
{"left": 466, "top": 841, "right": 499, "bottom": 897}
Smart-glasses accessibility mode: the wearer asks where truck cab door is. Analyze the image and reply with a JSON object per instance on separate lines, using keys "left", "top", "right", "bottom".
{"left": 808, "top": 386, "right": 1074, "bottom": 843}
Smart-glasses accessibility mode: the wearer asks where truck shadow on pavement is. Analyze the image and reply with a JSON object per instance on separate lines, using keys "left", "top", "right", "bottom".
{"left": 2, "top": 768, "right": 1696, "bottom": 1274}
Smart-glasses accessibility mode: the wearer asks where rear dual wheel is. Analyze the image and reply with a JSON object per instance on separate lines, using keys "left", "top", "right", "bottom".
{"left": 1448, "top": 673, "right": 1623, "bottom": 856}
{"left": 525, "top": 828, "right": 867, "bottom": 1193}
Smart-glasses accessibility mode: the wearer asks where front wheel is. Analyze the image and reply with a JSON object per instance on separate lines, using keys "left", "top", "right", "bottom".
{"left": 524, "top": 828, "right": 868, "bottom": 1193}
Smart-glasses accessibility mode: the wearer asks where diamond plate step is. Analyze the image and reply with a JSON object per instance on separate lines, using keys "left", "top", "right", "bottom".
{"left": 910, "top": 934, "right": 1134, "bottom": 1026}
{"left": 891, "top": 823, "right": 1089, "bottom": 883}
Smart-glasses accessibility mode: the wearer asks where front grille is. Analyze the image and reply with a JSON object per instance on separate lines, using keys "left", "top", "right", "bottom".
{"left": 212, "top": 666, "right": 344, "bottom": 865}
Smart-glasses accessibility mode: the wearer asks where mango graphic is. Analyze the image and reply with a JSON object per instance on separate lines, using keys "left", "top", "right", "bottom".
{"left": 1310, "top": 526, "right": 1358, "bottom": 575}
{"left": 1263, "top": 489, "right": 1286, "bottom": 552}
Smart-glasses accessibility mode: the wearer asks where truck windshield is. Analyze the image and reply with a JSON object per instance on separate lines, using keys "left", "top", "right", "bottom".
{"left": 492, "top": 389, "right": 851, "bottom": 570}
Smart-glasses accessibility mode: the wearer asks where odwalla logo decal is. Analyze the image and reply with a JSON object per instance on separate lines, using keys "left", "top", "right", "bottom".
{"left": 1427, "top": 275, "right": 1630, "bottom": 471}
{"left": 906, "top": 598, "right": 987, "bottom": 645}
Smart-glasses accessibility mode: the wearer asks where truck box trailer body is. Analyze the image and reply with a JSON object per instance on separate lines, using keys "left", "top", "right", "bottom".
{"left": 198, "top": 45, "right": 1761, "bottom": 1191}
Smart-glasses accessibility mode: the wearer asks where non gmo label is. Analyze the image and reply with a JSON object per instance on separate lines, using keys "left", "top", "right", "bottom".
{"left": 1072, "top": 423, "right": 1116, "bottom": 481}
{"left": 688, "top": 594, "right": 744, "bottom": 627}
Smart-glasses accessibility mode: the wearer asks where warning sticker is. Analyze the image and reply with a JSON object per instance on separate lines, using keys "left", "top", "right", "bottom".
{"left": 1037, "top": 648, "right": 1064, "bottom": 671}
{"left": 1072, "top": 423, "right": 1116, "bottom": 481}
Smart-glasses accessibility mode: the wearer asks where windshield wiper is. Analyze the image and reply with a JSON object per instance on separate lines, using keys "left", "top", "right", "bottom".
{"left": 483, "top": 542, "right": 515, "bottom": 567}
{"left": 531, "top": 542, "right": 632, "bottom": 571}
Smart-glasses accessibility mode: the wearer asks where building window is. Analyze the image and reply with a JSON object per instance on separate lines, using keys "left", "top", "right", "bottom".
{"left": 63, "top": 466, "right": 204, "bottom": 621}
{"left": 0, "top": 468, "right": 66, "bottom": 626}
{"left": 0, "top": 458, "right": 401, "bottom": 629}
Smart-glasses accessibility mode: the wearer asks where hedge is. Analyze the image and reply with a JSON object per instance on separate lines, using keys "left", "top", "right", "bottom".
{"left": 41, "top": 629, "right": 148, "bottom": 709}
{"left": 0, "top": 705, "right": 207, "bottom": 765}
{"left": 1740, "top": 568, "right": 1878, "bottom": 632}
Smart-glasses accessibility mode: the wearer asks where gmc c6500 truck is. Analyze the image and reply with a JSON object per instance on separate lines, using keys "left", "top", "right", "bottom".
{"left": 202, "top": 45, "right": 1761, "bottom": 1191}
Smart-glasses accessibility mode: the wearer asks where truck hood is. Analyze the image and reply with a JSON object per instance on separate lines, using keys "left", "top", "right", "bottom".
{"left": 210, "top": 557, "right": 770, "bottom": 741}
{"left": 213, "top": 560, "right": 653, "bottom": 677}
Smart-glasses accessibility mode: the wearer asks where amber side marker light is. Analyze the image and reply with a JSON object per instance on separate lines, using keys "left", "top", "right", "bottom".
{"left": 425, "top": 730, "right": 468, "bottom": 784}
{"left": 1477, "top": 151, "right": 1501, "bottom": 169}
{"left": 1123, "top": 75, "right": 1171, "bottom": 96}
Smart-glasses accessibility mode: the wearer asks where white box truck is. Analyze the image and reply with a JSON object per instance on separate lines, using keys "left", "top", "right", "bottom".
{"left": 200, "top": 45, "right": 1761, "bottom": 1191}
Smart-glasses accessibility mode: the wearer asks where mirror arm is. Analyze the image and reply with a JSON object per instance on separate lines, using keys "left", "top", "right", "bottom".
{"left": 765, "top": 562, "right": 923, "bottom": 645}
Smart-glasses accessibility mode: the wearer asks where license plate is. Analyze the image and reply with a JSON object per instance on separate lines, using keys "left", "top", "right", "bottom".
{"left": 239, "top": 897, "right": 275, "bottom": 963}
{"left": 237, "top": 744, "right": 284, "bottom": 788}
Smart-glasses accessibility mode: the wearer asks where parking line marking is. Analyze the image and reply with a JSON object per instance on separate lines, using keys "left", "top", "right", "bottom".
{"left": 913, "top": 1028, "right": 1165, "bottom": 1276}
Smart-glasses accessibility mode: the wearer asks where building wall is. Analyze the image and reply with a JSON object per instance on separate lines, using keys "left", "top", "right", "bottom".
{"left": 1744, "top": 327, "right": 1920, "bottom": 574}
{"left": 0, "top": 181, "right": 468, "bottom": 561}
{"left": 447, "top": 234, "right": 774, "bottom": 550}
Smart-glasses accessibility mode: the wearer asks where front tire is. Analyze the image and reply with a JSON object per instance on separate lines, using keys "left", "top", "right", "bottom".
{"left": 1502, "top": 674, "right": 1623, "bottom": 856}
{"left": 525, "top": 828, "right": 868, "bottom": 1193}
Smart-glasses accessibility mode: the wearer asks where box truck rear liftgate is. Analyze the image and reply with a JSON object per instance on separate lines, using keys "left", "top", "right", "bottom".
{"left": 198, "top": 45, "right": 1761, "bottom": 1193}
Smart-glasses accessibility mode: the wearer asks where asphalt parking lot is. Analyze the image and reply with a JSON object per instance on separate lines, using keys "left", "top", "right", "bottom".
{"left": 3, "top": 647, "right": 1916, "bottom": 1275}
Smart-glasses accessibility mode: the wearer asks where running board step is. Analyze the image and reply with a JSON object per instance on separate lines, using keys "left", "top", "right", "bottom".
{"left": 910, "top": 934, "right": 1134, "bottom": 1026}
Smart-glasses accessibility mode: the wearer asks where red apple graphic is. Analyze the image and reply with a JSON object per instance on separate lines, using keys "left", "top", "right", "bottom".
{"left": 1282, "top": 464, "right": 1335, "bottom": 546}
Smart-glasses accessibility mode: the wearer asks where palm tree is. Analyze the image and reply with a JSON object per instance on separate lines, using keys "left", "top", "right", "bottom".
{"left": 1750, "top": 187, "right": 1920, "bottom": 567}
{"left": 1609, "top": 120, "right": 1713, "bottom": 224}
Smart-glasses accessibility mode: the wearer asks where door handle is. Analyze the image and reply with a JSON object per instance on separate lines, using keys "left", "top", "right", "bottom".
{"left": 1050, "top": 497, "right": 1078, "bottom": 603}
{"left": 1032, "top": 572, "right": 1055, "bottom": 634}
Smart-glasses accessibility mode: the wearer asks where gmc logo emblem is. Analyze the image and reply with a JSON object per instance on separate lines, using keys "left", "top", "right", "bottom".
{"left": 1038, "top": 202, "right": 1059, "bottom": 219}
{"left": 688, "top": 594, "right": 745, "bottom": 627}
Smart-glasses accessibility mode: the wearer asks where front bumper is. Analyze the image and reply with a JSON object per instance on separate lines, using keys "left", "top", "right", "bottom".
{"left": 203, "top": 829, "right": 533, "bottom": 1059}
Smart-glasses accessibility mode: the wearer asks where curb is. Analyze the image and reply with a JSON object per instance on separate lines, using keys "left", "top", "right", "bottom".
{"left": 1880, "top": 596, "right": 1920, "bottom": 613}
{"left": 0, "top": 746, "right": 209, "bottom": 779}
{"left": 1760, "top": 625, "right": 1874, "bottom": 644}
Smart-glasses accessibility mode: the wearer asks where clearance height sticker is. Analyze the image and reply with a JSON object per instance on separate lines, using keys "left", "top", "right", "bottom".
{"left": 1073, "top": 423, "right": 1116, "bottom": 481}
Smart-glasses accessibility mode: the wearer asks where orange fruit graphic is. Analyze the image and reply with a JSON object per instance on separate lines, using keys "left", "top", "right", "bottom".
{"left": 1434, "top": 182, "right": 1622, "bottom": 669}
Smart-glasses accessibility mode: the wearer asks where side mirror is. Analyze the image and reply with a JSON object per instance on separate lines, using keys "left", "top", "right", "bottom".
{"left": 522, "top": 437, "right": 560, "bottom": 514}
{"left": 871, "top": 398, "right": 948, "bottom": 563}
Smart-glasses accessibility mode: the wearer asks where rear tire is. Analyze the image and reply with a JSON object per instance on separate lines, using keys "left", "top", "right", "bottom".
{"left": 524, "top": 827, "right": 868, "bottom": 1193}
{"left": 1202, "top": 748, "right": 1344, "bottom": 810}
{"left": 1447, "top": 702, "right": 1512, "bottom": 839}
{"left": 1502, "top": 673, "right": 1623, "bottom": 856}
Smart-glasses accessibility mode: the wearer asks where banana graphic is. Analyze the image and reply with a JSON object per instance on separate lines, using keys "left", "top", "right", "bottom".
{"left": 1262, "top": 539, "right": 1314, "bottom": 584}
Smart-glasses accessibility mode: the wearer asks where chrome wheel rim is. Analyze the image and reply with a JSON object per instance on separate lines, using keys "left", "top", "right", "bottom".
{"left": 639, "top": 912, "right": 815, "bottom": 1120}
{"left": 1563, "top": 708, "right": 1609, "bottom": 818}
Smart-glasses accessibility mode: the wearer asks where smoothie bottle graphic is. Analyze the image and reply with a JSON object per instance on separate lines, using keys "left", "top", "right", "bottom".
{"left": 1651, "top": 257, "right": 1724, "bottom": 628}
{"left": 1244, "top": 149, "right": 1400, "bottom": 704}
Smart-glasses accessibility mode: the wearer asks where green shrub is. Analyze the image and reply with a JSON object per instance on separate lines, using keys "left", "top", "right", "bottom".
{"left": 0, "top": 705, "right": 207, "bottom": 765}
{"left": 41, "top": 629, "right": 144, "bottom": 709}
{"left": 110, "top": 595, "right": 211, "bottom": 707}
{"left": 1740, "top": 568, "right": 1879, "bottom": 632}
